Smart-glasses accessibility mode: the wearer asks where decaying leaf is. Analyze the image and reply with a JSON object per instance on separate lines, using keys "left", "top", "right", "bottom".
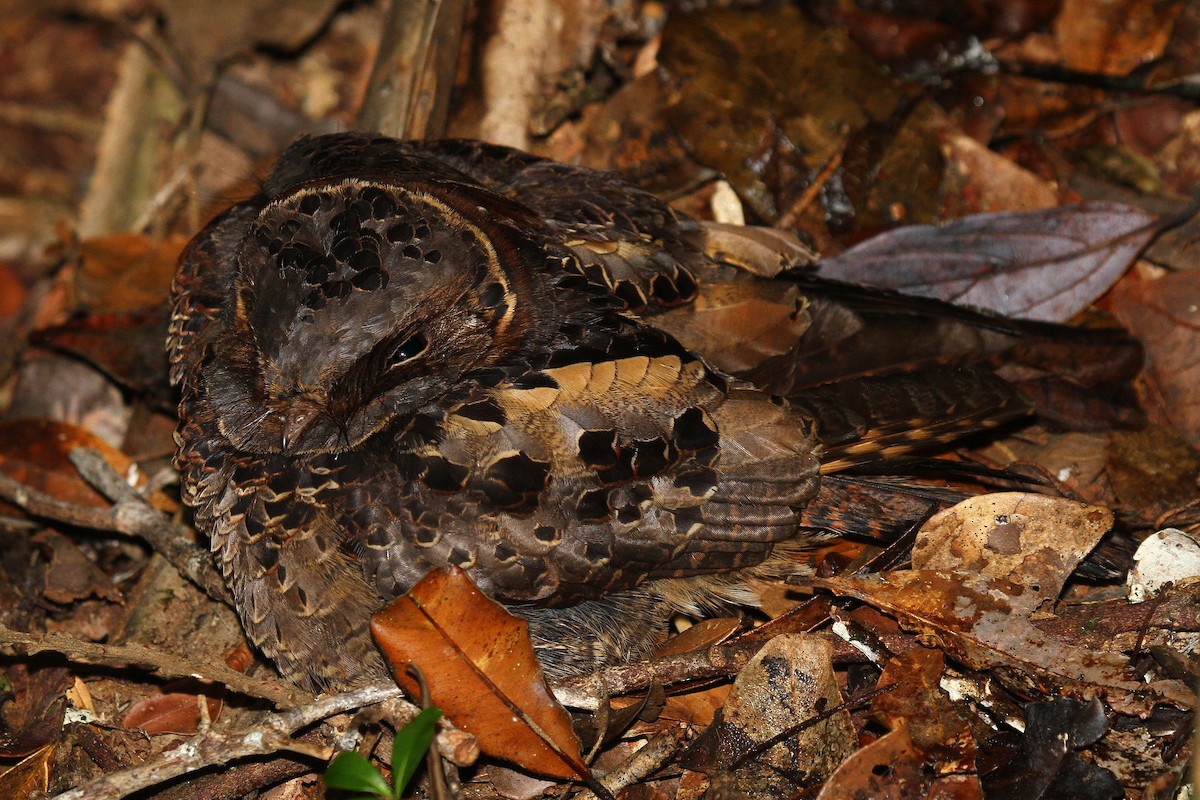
{"left": 371, "top": 567, "right": 589, "bottom": 780}
{"left": 815, "top": 723, "right": 984, "bottom": 800}
{"left": 912, "top": 492, "right": 1113, "bottom": 612}
{"left": 818, "top": 202, "right": 1156, "bottom": 321}
{"left": 981, "top": 697, "right": 1122, "bottom": 799}
{"left": 31, "top": 530, "right": 122, "bottom": 606}
{"left": 818, "top": 569, "right": 1193, "bottom": 716}
{"left": 870, "top": 648, "right": 975, "bottom": 773}
{"left": 682, "top": 634, "right": 855, "bottom": 797}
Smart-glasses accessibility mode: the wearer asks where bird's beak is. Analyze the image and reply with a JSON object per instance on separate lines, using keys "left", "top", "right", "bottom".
{"left": 280, "top": 403, "right": 321, "bottom": 452}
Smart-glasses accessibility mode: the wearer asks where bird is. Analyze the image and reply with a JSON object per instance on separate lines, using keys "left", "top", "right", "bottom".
{"left": 169, "top": 132, "right": 1074, "bottom": 691}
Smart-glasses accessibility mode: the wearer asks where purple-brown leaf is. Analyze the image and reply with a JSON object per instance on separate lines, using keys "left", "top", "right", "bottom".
{"left": 817, "top": 202, "right": 1156, "bottom": 321}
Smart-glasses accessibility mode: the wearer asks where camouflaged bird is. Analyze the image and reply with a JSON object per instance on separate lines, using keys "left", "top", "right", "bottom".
{"left": 169, "top": 133, "right": 1034, "bottom": 690}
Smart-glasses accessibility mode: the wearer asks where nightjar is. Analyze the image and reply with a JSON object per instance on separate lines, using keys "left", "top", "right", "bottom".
{"left": 170, "top": 133, "right": 1036, "bottom": 690}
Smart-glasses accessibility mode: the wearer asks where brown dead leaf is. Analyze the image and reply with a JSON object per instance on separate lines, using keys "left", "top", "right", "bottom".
{"left": 76, "top": 234, "right": 187, "bottom": 316}
{"left": 158, "top": 0, "right": 342, "bottom": 82}
{"left": 32, "top": 529, "right": 122, "bottom": 606}
{"left": 940, "top": 133, "right": 1058, "bottom": 216}
{"left": 816, "top": 723, "right": 984, "bottom": 800}
{"left": 34, "top": 308, "right": 171, "bottom": 395}
{"left": 0, "top": 418, "right": 174, "bottom": 512}
{"left": 657, "top": 6, "right": 908, "bottom": 223}
{"left": 0, "top": 262, "right": 25, "bottom": 318}
{"left": 871, "top": 648, "right": 976, "bottom": 773}
{"left": 1110, "top": 268, "right": 1200, "bottom": 445}
{"left": 912, "top": 493, "right": 1113, "bottom": 612}
{"left": 1106, "top": 425, "right": 1200, "bottom": 522}
{"left": 371, "top": 567, "right": 589, "bottom": 781}
{"left": 0, "top": 664, "right": 71, "bottom": 758}
{"left": 817, "top": 570, "right": 1194, "bottom": 716}
{"left": 682, "top": 634, "right": 855, "bottom": 795}
{"left": 1054, "top": 0, "right": 1182, "bottom": 77}
{"left": 120, "top": 682, "right": 223, "bottom": 735}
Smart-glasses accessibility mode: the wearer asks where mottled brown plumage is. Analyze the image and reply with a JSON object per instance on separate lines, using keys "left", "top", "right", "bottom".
{"left": 169, "top": 133, "right": 1030, "bottom": 690}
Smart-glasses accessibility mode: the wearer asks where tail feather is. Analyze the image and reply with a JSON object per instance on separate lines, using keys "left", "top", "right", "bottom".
{"left": 789, "top": 365, "right": 1033, "bottom": 473}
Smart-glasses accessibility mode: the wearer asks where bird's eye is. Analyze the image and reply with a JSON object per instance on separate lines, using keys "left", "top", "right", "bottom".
{"left": 388, "top": 332, "right": 428, "bottom": 367}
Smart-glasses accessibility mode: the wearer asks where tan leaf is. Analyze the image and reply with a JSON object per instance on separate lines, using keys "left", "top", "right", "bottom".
{"left": 912, "top": 492, "right": 1113, "bottom": 612}
{"left": 371, "top": 567, "right": 590, "bottom": 780}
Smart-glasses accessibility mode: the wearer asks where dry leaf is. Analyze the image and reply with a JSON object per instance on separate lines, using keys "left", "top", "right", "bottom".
{"left": 683, "top": 634, "right": 855, "bottom": 796}
{"left": 815, "top": 724, "right": 984, "bottom": 800}
{"left": 0, "top": 743, "right": 54, "bottom": 798}
{"left": 818, "top": 570, "right": 1194, "bottom": 716}
{"left": 0, "top": 418, "right": 174, "bottom": 513}
{"left": 32, "top": 529, "right": 122, "bottom": 606}
{"left": 1110, "top": 268, "right": 1200, "bottom": 445}
{"left": 0, "top": 665, "right": 71, "bottom": 758}
{"left": 912, "top": 492, "right": 1113, "bottom": 612}
{"left": 371, "top": 567, "right": 589, "bottom": 780}
{"left": 121, "top": 686, "right": 223, "bottom": 736}
{"left": 818, "top": 202, "right": 1156, "bottom": 322}
{"left": 1053, "top": 0, "right": 1182, "bottom": 77}
{"left": 76, "top": 234, "right": 187, "bottom": 316}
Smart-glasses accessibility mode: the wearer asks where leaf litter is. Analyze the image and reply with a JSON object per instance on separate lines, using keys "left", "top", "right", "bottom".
{"left": 1, "top": 1, "right": 1200, "bottom": 798}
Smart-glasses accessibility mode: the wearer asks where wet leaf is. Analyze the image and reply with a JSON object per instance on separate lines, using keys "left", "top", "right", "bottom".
{"left": 371, "top": 567, "right": 589, "bottom": 780}
{"left": 818, "top": 202, "right": 1156, "bottom": 321}
{"left": 982, "top": 698, "right": 1122, "bottom": 799}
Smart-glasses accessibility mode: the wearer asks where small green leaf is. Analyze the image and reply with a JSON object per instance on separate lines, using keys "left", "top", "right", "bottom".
{"left": 391, "top": 707, "right": 442, "bottom": 796}
{"left": 324, "top": 750, "right": 391, "bottom": 798}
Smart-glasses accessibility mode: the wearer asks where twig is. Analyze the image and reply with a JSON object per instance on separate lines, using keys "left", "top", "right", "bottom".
{"left": 51, "top": 684, "right": 407, "bottom": 800}
{"left": 0, "top": 623, "right": 306, "bottom": 707}
{"left": 358, "top": 0, "right": 469, "bottom": 138}
{"left": 0, "top": 447, "right": 230, "bottom": 605}
{"left": 549, "top": 631, "right": 917, "bottom": 709}
{"left": 574, "top": 726, "right": 690, "bottom": 800}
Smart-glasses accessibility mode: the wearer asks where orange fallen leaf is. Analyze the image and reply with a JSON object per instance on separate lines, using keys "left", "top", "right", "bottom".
{"left": 0, "top": 419, "right": 175, "bottom": 513}
{"left": 371, "top": 567, "right": 590, "bottom": 781}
